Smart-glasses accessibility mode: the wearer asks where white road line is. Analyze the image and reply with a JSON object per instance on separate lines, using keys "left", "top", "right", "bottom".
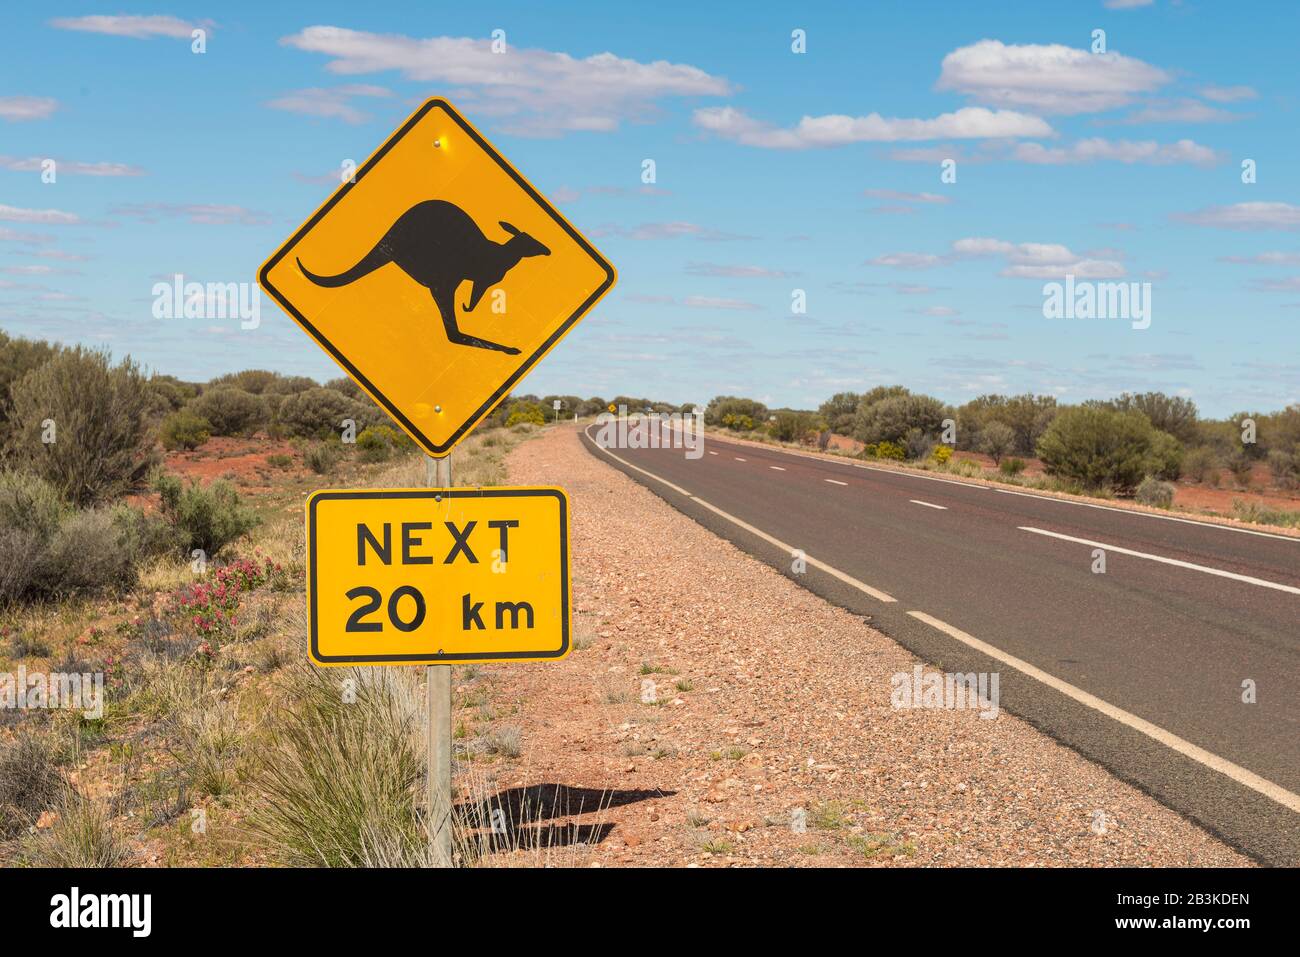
{"left": 1019, "top": 526, "right": 1300, "bottom": 595}
{"left": 769, "top": 466, "right": 786, "bottom": 471}
{"left": 908, "top": 610, "right": 1300, "bottom": 815}
{"left": 825, "top": 479, "right": 848, "bottom": 486}
{"left": 910, "top": 499, "right": 947, "bottom": 510}
{"left": 708, "top": 451, "right": 718, "bottom": 456}
{"left": 734, "top": 457, "right": 747, "bottom": 462}
{"left": 584, "top": 433, "right": 693, "bottom": 496}
{"left": 995, "top": 487, "right": 1299, "bottom": 543}
{"left": 663, "top": 423, "right": 1299, "bottom": 543}
{"left": 584, "top": 425, "right": 895, "bottom": 603}
{"left": 688, "top": 496, "right": 895, "bottom": 603}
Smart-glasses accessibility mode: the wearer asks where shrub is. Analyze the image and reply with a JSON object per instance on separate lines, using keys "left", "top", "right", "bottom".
{"left": 189, "top": 387, "right": 266, "bottom": 436}
{"left": 152, "top": 472, "right": 260, "bottom": 558}
{"left": 505, "top": 401, "right": 546, "bottom": 427}
{"left": 0, "top": 471, "right": 141, "bottom": 604}
{"left": 249, "top": 665, "right": 424, "bottom": 867}
{"left": 1226, "top": 451, "right": 1254, "bottom": 487}
{"left": 999, "top": 457, "right": 1027, "bottom": 477}
{"left": 865, "top": 440, "right": 906, "bottom": 461}
{"left": 355, "top": 425, "right": 412, "bottom": 463}
{"left": 24, "top": 792, "right": 128, "bottom": 867}
{"left": 0, "top": 331, "right": 60, "bottom": 434}
{"left": 7, "top": 346, "right": 155, "bottom": 506}
{"left": 903, "top": 427, "right": 934, "bottom": 460}
{"left": 1267, "top": 448, "right": 1300, "bottom": 490}
{"left": 818, "top": 392, "right": 861, "bottom": 435}
{"left": 304, "top": 442, "right": 340, "bottom": 475}
{"left": 1036, "top": 406, "right": 1167, "bottom": 495}
{"left": 979, "top": 421, "right": 1016, "bottom": 465}
{"left": 277, "top": 387, "right": 377, "bottom": 440}
{"left": 209, "top": 369, "right": 278, "bottom": 394}
{"left": 160, "top": 409, "right": 212, "bottom": 451}
{"left": 721, "top": 412, "right": 755, "bottom": 431}
{"left": 853, "top": 393, "right": 947, "bottom": 447}
{"left": 1109, "top": 392, "right": 1199, "bottom": 445}
{"left": 266, "top": 453, "right": 293, "bottom": 469}
{"left": 325, "top": 377, "right": 364, "bottom": 400}
{"left": 705, "top": 395, "right": 768, "bottom": 427}
{"left": 0, "top": 733, "right": 65, "bottom": 838}
{"left": 1135, "top": 476, "right": 1176, "bottom": 508}
{"left": 1181, "top": 446, "right": 1218, "bottom": 484}
{"left": 1148, "top": 430, "right": 1184, "bottom": 481}
{"left": 769, "top": 410, "right": 827, "bottom": 443}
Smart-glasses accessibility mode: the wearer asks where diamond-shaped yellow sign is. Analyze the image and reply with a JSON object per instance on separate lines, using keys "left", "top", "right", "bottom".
{"left": 258, "top": 98, "right": 616, "bottom": 456}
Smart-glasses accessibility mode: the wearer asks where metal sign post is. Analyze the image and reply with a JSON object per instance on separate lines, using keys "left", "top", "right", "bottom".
{"left": 426, "top": 452, "right": 453, "bottom": 867}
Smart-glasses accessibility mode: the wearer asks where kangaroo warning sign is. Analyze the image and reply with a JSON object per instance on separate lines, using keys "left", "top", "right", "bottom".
{"left": 258, "top": 98, "right": 616, "bottom": 457}
{"left": 306, "top": 487, "right": 570, "bottom": 665}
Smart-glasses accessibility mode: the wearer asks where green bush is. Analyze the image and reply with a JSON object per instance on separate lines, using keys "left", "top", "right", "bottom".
{"left": 505, "top": 401, "right": 546, "bottom": 427}
{"left": 1036, "top": 406, "right": 1169, "bottom": 495}
{"left": 1181, "top": 446, "right": 1218, "bottom": 483}
{"left": 189, "top": 387, "right": 267, "bottom": 436}
{"left": 705, "top": 395, "right": 768, "bottom": 427}
{"left": 277, "top": 387, "right": 377, "bottom": 440}
{"left": 854, "top": 393, "right": 948, "bottom": 447}
{"left": 355, "top": 425, "right": 412, "bottom": 463}
{"left": 0, "top": 733, "right": 66, "bottom": 838}
{"left": 864, "top": 440, "right": 906, "bottom": 461}
{"left": 931, "top": 445, "right": 953, "bottom": 465}
{"left": 769, "top": 410, "right": 827, "bottom": 443}
{"left": 0, "top": 331, "right": 60, "bottom": 435}
{"left": 1226, "top": 451, "right": 1254, "bottom": 487}
{"left": 1135, "top": 476, "right": 1176, "bottom": 508}
{"left": 1000, "top": 457, "right": 1027, "bottom": 476}
{"left": 160, "top": 409, "right": 212, "bottom": 451}
{"left": 6, "top": 346, "right": 155, "bottom": 506}
{"left": 979, "top": 421, "right": 1016, "bottom": 465}
{"left": 721, "top": 412, "right": 755, "bottom": 432}
{"left": 304, "top": 442, "right": 340, "bottom": 475}
{"left": 0, "top": 471, "right": 141, "bottom": 604}
{"left": 152, "top": 472, "right": 260, "bottom": 558}
{"left": 209, "top": 369, "right": 279, "bottom": 394}
{"left": 1267, "top": 447, "right": 1300, "bottom": 489}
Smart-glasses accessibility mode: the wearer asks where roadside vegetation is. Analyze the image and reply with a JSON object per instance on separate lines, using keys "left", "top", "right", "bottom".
{"left": 0, "top": 330, "right": 561, "bottom": 867}
{"left": 703, "top": 388, "right": 1300, "bottom": 529}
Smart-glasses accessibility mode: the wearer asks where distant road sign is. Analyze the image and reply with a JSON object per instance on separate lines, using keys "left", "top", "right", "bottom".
{"left": 259, "top": 98, "right": 616, "bottom": 457}
{"left": 306, "top": 487, "right": 570, "bottom": 665}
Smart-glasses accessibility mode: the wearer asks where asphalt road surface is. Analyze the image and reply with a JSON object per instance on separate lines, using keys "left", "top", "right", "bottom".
{"left": 581, "top": 425, "right": 1300, "bottom": 865}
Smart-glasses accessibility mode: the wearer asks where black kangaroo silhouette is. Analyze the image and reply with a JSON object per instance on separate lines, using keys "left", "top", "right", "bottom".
{"left": 297, "top": 199, "right": 550, "bottom": 355}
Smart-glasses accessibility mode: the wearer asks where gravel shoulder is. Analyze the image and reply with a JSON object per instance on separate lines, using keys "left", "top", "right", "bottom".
{"left": 469, "top": 423, "right": 1248, "bottom": 867}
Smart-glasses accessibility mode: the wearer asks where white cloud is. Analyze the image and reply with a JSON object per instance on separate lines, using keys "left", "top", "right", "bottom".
{"left": 1173, "top": 202, "right": 1300, "bottom": 231}
{"left": 1104, "top": 0, "right": 1154, "bottom": 8}
{"left": 0, "top": 226, "right": 54, "bottom": 244}
{"left": 692, "top": 105, "right": 1050, "bottom": 148}
{"left": 1201, "top": 84, "right": 1258, "bottom": 103}
{"left": 1248, "top": 276, "right": 1300, "bottom": 292}
{"left": 266, "top": 85, "right": 394, "bottom": 124}
{"left": 0, "top": 155, "right": 144, "bottom": 176}
{"left": 1010, "top": 137, "right": 1220, "bottom": 166}
{"left": 953, "top": 236, "right": 1125, "bottom": 278}
{"left": 592, "top": 221, "right": 752, "bottom": 242}
{"left": 1219, "top": 252, "right": 1300, "bottom": 265}
{"left": 0, "top": 96, "right": 58, "bottom": 121}
{"left": 110, "top": 203, "right": 270, "bottom": 226}
{"left": 863, "top": 189, "right": 951, "bottom": 204}
{"left": 867, "top": 252, "right": 944, "bottom": 269}
{"left": 937, "top": 39, "right": 1169, "bottom": 115}
{"left": 685, "top": 262, "right": 794, "bottom": 278}
{"left": 48, "top": 15, "right": 201, "bottom": 39}
{"left": 1119, "top": 99, "right": 1239, "bottom": 124}
{"left": 682, "top": 295, "right": 760, "bottom": 311}
{"left": 0, "top": 204, "right": 79, "bottom": 224}
{"left": 279, "top": 26, "right": 732, "bottom": 134}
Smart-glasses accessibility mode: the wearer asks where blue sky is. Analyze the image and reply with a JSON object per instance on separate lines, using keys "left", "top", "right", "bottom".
{"left": 2, "top": 1, "right": 1297, "bottom": 417}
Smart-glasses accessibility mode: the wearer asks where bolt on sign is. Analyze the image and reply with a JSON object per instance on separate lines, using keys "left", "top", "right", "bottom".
{"left": 306, "top": 487, "right": 570, "bottom": 665}
{"left": 257, "top": 98, "right": 616, "bottom": 457}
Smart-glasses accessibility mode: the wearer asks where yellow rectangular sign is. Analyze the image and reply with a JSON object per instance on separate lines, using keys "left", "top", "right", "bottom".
{"left": 306, "top": 487, "right": 570, "bottom": 665}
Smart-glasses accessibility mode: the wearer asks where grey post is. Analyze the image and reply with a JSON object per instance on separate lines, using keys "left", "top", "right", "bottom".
{"left": 426, "top": 452, "right": 453, "bottom": 866}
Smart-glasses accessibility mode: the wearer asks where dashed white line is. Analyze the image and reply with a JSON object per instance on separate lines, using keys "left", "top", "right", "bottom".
{"left": 825, "top": 478, "right": 848, "bottom": 486}
{"left": 734, "top": 457, "right": 747, "bottom": 462}
{"left": 908, "top": 610, "right": 1300, "bottom": 815}
{"left": 769, "top": 466, "right": 786, "bottom": 471}
{"left": 1019, "top": 526, "right": 1300, "bottom": 595}
{"left": 910, "top": 499, "right": 947, "bottom": 510}
{"left": 707, "top": 451, "right": 718, "bottom": 456}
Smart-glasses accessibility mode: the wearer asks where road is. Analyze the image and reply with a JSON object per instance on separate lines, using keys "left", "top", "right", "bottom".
{"left": 581, "top": 425, "right": 1300, "bottom": 865}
